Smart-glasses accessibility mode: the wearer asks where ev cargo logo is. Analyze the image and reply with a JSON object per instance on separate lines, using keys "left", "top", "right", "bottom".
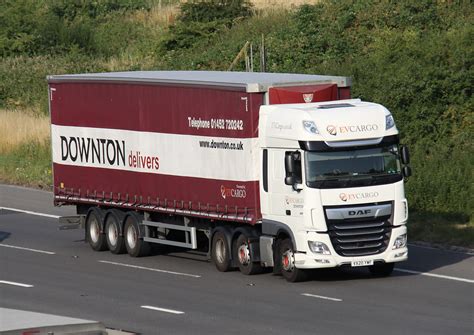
{"left": 326, "top": 125, "right": 337, "bottom": 136}
{"left": 220, "top": 185, "right": 247, "bottom": 199}
{"left": 326, "top": 124, "right": 379, "bottom": 136}
{"left": 339, "top": 191, "right": 379, "bottom": 202}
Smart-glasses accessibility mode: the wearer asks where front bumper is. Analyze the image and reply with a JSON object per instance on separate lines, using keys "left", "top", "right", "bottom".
{"left": 293, "top": 225, "right": 408, "bottom": 269}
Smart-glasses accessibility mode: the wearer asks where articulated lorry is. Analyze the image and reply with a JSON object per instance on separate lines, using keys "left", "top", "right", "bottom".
{"left": 48, "top": 71, "right": 411, "bottom": 282}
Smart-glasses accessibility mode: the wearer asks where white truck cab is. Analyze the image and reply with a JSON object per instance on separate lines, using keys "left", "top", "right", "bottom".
{"left": 258, "top": 99, "right": 410, "bottom": 281}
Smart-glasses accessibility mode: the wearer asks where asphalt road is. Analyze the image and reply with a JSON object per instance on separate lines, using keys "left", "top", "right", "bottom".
{"left": 1, "top": 184, "right": 473, "bottom": 334}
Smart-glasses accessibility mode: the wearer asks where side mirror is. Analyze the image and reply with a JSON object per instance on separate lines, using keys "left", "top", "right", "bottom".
{"left": 402, "top": 165, "right": 412, "bottom": 178}
{"left": 285, "top": 152, "right": 295, "bottom": 176}
{"left": 401, "top": 145, "right": 410, "bottom": 165}
{"left": 285, "top": 151, "right": 302, "bottom": 190}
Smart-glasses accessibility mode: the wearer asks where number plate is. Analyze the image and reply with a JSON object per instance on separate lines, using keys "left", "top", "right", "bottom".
{"left": 351, "top": 259, "right": 374, "bottom": 267}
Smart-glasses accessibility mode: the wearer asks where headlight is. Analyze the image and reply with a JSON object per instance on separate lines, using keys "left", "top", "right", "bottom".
{"left": 393, "top": 234, "right": 407, "bottom": 249}
{"left": 308, "top": 241, "right": 331, "bottom": 255}
{"left": 386, "top": 114, "right": 395, "bottom": 130}
{"left": 302, "top": 120, "right": 319, "bottom": 134}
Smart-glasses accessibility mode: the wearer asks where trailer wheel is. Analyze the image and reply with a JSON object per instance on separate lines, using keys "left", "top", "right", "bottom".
{"left": 369, "top": 262, "right": 395, "bottom": 277}
{"left": 86, "top": 208, "right": 108, "bottom": 251}
{"left": 105, "top": 211, "right": 126, "bottom": 254}
{"left": 211, "top": 231, "right": 232, "bottom": 272}
{"left": 279, "top": 238, "right": 308, "bottom": 282}
{"left": 235, "top": 234, "right": 262, "bottom": 275}
{"left": 124, "top": 214, "right": 150, "bottom": 257}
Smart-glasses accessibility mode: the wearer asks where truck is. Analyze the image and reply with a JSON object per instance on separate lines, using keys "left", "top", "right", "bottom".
{"left": 48, "top": 71, "right": 411, "bottom": 282}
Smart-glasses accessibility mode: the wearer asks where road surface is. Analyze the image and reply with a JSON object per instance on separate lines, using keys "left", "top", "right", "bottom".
{"left": 0, "top": 184, "right": 473, "bottom": 334}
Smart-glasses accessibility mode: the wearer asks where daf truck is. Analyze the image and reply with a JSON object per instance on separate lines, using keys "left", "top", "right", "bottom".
{"left": 48, "top": 71, "right": 411, "bottom": 282}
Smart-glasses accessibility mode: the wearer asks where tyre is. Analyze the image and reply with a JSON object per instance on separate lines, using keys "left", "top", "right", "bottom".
{"left": 279, "top": 238, "right": 308, "bottom": 282}
{"left": 105, "top": 210, "right": 126, "bottom": 254}
{"left": 211, "top": 231, "right": 232, "bottom": 272}
{"left": 369, "top": 262, "right": 395, "bottom": 277}
{"left": 86, "top": 208, "right": 108, "bottom": 251}
{"left": 234, "top": 234, "right": 262, "bottom": 275}
{"left": 124, "top": 214, "right": 150, "bottom": 257}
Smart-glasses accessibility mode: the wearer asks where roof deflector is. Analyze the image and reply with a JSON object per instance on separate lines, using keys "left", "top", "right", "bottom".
{"left": 317, "top": 103, "right": 354, "bottom": 109}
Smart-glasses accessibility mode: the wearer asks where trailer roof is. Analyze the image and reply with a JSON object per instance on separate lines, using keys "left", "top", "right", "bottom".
{"left": 47, "top": 71, "right": 351, "bottom": 93}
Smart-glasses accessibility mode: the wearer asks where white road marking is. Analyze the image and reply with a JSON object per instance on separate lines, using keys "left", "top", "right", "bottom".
{"left": 0, "top": 206, "right": 60, "bottom": 219}
{"left": 0, "top": 244, "right": 56, "bottom": 255}
{"left": 0, "top": 280, "right": 34, "bottom": 288}
{"left": 141, "top": 305, "right": 184, "bottom": 315}
{"left": 395, "top": 268, "right": 474, "bottom": 284}
{"left": 98, "top": 260, "right": 201, "bottom": 278}
{"left": 301, "top": 293, "right": 342, "bottom": 302}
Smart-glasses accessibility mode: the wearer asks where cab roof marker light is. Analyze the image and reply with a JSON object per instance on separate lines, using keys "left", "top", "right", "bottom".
{"left": 386, "top": 114, "right": 395, "bottom": 130}
{"left": 303, "top": 120, "right": 319, "bottom": 134}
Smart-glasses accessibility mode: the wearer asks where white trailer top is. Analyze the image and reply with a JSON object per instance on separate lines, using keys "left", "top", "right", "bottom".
{"left": 47, "top": 71, "right": 351, "bottom": 92}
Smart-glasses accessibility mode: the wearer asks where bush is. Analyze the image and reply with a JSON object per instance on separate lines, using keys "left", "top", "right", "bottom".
{"left": 178, "top": 0, "right": 253, "bottom": 24}
{"left": 161, "top": 0, "right": 253, "bottom": 51}
{"left": 0, "top": 0, "right": 153, "bottom": 56}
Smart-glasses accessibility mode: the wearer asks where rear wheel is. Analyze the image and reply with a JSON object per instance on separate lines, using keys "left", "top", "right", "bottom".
{"left": 369, "top": 262, "right": 395, "bottom": 277}
{"left": 124, "top": 214, "right": 150, "bottom": 257}
{"left": 234, "top": 234, "right": 262, "bottom": 275}
{"left": 105, "top": 211, "right": 126, "bottom": 254}
{"left": 86, "top": 208, "right": 107, "bottom": 251}
{"left": 279, "top": 238, "right": 308, "bottom": 282}
{"left": 211, "top": 231, "right": 232, "bottom": 272}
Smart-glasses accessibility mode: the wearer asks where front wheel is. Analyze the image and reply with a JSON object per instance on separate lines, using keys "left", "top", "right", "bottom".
{"left": 279, "top": 238, "right": 308, "bottom": 282}
{"left": 369, "top": 262, "right": 395, "bottom": 277}
{"left": 234, "top": 234, "right": 262, "bottom": 275}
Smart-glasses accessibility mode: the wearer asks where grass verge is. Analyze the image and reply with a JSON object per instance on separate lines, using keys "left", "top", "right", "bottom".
{"left": 0, "top": 109, "right": 50, "bottom": 152}
{"left": 0, "top": 109, "right": 52, "bottom": 189}
{"left": 0, "top": 140, "right": 52, "bottom": 190}
{"left": 409, "top": 211, "right": 473, "bottom": 249}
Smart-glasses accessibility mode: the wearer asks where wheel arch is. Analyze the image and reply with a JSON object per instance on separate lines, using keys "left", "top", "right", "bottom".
{"left": 262, "top": 219, "right": 297, "bottom": 247}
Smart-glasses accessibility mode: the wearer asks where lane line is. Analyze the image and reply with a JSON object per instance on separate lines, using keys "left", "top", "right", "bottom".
{"left": 395, "top": 268, "right": 474, "bottom": 284}
{"left": 0, "top": 280, "right": 34, "bottom": 288}
{"left": 301, "top": 293, "right": 342, "bottom": 302}
{"left": 0, "top": 206, "right": 60, "bottom": 219}
{"left": 0, "top": 244, "right": 56, "bottom": 255}
{"left": 141, "top": 305, "right": 184, "bottom": 315}
{"left": 98, "top": 260, "right": 201, "bottom": 278}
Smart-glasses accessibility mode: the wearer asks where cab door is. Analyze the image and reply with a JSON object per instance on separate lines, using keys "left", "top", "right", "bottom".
{"left": 261, "top": 148, "right": 304, "bottom": 219}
